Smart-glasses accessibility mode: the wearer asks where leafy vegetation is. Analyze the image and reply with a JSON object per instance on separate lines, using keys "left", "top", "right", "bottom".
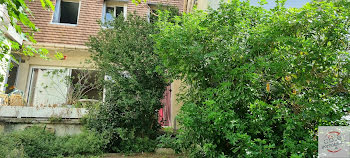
{"left": 154, "top": 0, "right": 350, "bottom": 157}
{"left": 86, "top": 14, "right": 167, "bottom": 153}
{"left": 0, "top": 0, "right": 63, "bottom": 83}
{"left": 0, "top": 126, "right": 106, "bottom": 158}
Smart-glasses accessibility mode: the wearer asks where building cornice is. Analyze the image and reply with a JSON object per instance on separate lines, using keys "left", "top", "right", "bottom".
{"left": 24, "top": 42, "right": 89, "bottom": 50}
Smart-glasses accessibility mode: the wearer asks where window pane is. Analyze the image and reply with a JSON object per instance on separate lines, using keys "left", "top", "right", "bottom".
{"left": 115, "top": 7, "right": 124, "bottom": 18}
{"left": 29, "top": 68, "right": 69, "bottom": 107}
{"left": 60, "top": 1, "right": 79, "bottom": 24}
{"left": 6, "top": 61, "right": 19, "bottom": 94}
{"left": 149, "top": 9, "right": 157, "bottom": 23}
{"left": 105, "top": 7, "right": 114, "bottom": 22}
{"left": 71, "top": 69, "right": 101, "bottom": 100}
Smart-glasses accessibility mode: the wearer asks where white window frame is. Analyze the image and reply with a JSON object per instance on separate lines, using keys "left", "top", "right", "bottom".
{"left": 3, "top": 55, "right": 20, "bottom": 92}
{"left": 109, "top": 6, "right": 127, "bottom": 19}
{"left": 26, "top": 66, "right": 101, "bottom": 105}
{"left": 51, "top": 0, "right": 81, "bottom": 26}
{"left": 26, "top": 66, "right": 71, "bottom": 105}
{"left": 101, "top": 2, "right": 127, "bottom": 24}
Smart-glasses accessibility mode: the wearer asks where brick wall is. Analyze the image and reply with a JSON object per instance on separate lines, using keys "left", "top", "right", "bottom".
{"left": 28, "top": 0, "right": 184, "bottom": 46}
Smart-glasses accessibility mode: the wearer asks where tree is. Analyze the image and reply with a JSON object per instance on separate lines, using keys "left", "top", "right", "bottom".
{"left": 154, "top": 0, "right": 350, "bottom": 157}
{"left": 86, "top": 14, "right": 167, "bottom": 153}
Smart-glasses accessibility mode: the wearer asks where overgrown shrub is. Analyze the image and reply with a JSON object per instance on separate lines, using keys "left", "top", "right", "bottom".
{"left": 156, "top": 133, "right": 182, "bottom": 153}
{"left": 60, "top": 130, "right": 107, "bottom": 155}
{"left": 154, "top": 0, "right": 350, "bottom": 157}
{"left": 86, "top": 14, "right": 167, "bottom": 153}
{"left": 0, "top": 126, "right": 106, "bottom": 158}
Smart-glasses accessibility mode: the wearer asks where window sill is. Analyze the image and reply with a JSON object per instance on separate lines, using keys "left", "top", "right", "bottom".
{"left": 50, "top": 22, "right": 78, "bottom": 26}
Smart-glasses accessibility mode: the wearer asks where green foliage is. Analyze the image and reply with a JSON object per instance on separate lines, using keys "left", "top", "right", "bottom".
{"left": 149, "top": 5, "right": 181, "bottom": 23}
{"left": 0, "top": 0, "right": 63, "bottom": 84}
{"left": 156, "top": 133, "right": 182, "bottom": 153}
{"left": 60, "top": 130, "right": 107, "bottom": 155}
{"left": 0, "top": 0, "right": 59, "bottom": 54}
{"left": 156, "top": 127, "right": 182, "bottom": 153}
{"left": 86, "top": 14, "right": 167, "bottom": 153}
{"left": 154, "top": 0, "right": 350, "bottom": 157}
{"left": 114, "top": 135, "right": 157, "bottom": 153}
{"left": 49, "top": 116, "right": 63, "bottom": 123}
{"left": 0, "top": 126, "right": 106, "bottom": 158}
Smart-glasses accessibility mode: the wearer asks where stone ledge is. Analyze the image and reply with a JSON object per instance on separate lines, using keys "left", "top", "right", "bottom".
{"left": 0, "top": 106, "right": 87, "bottom": 119}
{"left": 23, "top": 42, "right": 88, "bottom": 50}
{"left": 0, "top": 117, "right": 81, "bottom": 124}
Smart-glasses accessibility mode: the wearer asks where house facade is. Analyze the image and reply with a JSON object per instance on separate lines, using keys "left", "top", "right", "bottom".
{"left": 1, "top": 0, "right": 184, "bottom": 128}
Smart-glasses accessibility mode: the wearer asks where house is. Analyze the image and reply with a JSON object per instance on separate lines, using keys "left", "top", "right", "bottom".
{"left": 0, "top": 0, "right": 185, "bottom": 134}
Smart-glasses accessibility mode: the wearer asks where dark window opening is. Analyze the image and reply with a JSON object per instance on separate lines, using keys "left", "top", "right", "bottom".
{"left": 70, "top": 69, "right": 101, "bottom": 100}
{"left": 60, "top": 1, "right": 79, "bottom": 24}
{"left": 6, "top": 61, "right": 19, "bottom": 94}
{"left": 115, "top": 7, "right": 124, "bottom": 18}
{"left": 149, "top": 9, "right": 158, "bottom": 23}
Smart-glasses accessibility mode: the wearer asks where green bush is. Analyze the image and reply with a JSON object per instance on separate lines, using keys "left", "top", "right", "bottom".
{"left": 114, "top": 136, "right": 157, "bottom": 153}
{"left": 156, "top": 127, "right": 180, "bottom": 151}
{"left": 86, "top": 14, "right": 168, "bottom": 153}
{"left": 154, "top": 0, "right": 350, "bottom": 157}
{"left": 0, "top": 133, "right": 27, "bottom": 158}
{"left": 60, "top": 130, "right": 107, "bottom": 155}
{"left": 0, "top": 126, "right": 106, "bottom": 158}
{"left": 156, "top": 133, "right": 183, "bottom": 154}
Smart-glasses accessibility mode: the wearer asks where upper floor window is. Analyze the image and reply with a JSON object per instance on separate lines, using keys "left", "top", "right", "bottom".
{"left": 105, "top": 6, "right": 124, "bottom": 22}
{"left": 52, "top": 0, "right": 80, "bottom": 25}
{"left": 102, "top": 1, "right": 127, "bottom": 24}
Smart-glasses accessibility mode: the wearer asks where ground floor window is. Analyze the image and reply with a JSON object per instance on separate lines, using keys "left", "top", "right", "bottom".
{"left": 27, "top": 67, "right": 101, "bottom": 107}
{"left": 5, "top": 61, "right": 19, "bottom": 94}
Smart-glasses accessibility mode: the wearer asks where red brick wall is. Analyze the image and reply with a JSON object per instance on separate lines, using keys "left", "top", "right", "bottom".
{"left": 28, "top": 0, "right": 183, "bottom": 46}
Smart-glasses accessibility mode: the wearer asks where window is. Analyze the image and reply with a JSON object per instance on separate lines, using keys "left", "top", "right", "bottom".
{"left": 149, "top": 9, "right": 157, "bottom": 23}
{"left": 70, "top": 69, "right": 100, "bottom": 100}
{"left": 52, "top": 0, "right": 80, "bottom": 24}
{"left": 5, "top": 61, "right": 19, "bottom": 94}
{"left": 27, "top": 67, "right": 101, "bottom": 107}
{"left": 102, "top": 2, "right": 127, "bottom": 24}
{"left": 104, "top": 6, "right": 125, "bottom": 22}
{"left": 4, "top": 54, "right": 21, "bottom": 94}
{"left": 147, "top": 4, "right": 164, "bottom": 23}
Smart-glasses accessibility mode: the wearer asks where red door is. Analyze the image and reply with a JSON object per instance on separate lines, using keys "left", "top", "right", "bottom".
{"left": 158, "top": 85, "right": 171, "bottom": 126}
